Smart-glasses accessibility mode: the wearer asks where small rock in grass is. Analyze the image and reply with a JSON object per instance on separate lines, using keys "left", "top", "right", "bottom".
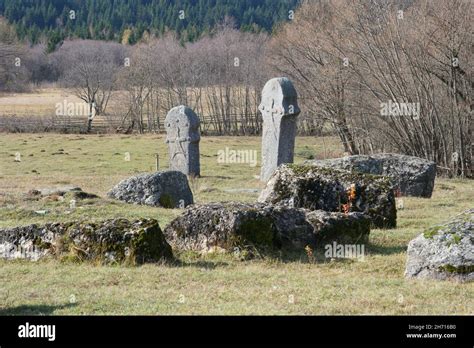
{"left": 108, "top": 171, "right": 193, "bottom": 208}
{"left": 26, "top": 186, "right": 99, "bottom": 200}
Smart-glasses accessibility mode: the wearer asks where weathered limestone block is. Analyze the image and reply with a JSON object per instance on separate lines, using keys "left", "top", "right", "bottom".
{"left": 163, "top": 202, "right": 370, "bottom": 253}
{"left": 405, "top": 209, "right": 474, "bottom": 282}
{"left": 258, "top": 164, "right": 397, "bottom": 228}
{"left": 307, "top": 153, "right": 436, "bottom": 197}
{"left": 107, "top": 171, "right": 193, "bottom": 208}
{"left": 165, "top": 105, "right": 200, "bottom": 177}
{"left": 0, "top": 218, "right": 173, "bottom": 264}
{"left": 259, "top": 77, "right": 300, "bottom": 182}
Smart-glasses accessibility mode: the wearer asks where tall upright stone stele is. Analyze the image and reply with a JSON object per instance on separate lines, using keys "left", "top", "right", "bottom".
{"left": 259, "top": 77, "right": 300, "bottom": 182}
{"left": 165, "top": 105, "right": 200, "bottom": 177}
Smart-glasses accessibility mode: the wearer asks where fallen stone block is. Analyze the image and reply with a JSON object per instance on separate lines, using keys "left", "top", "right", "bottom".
{"left": 0, "top": 218, "right": 173, "bottom": 264}
{"left": 163, "top": 202, "right": 370, "bottom": 254}
{"left": 306, "top": 153, "right": 436, "bottom": 197}
{"left": 258, "top": 164, "right": 396, "bottom": 228}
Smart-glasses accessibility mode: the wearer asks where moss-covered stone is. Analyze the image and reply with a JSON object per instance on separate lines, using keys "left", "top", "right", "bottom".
{"left": 0, "top": 218, "right": 173, "bottom": 265}
{"left": 158, "top": 194, "right": 175, "bottom": 209}
{"left": 238, "top": 216, "right": 275, "bottom": 247}
{"left": 423, "top": 226, "right": 443, "bottom": 239}
{"left": 439, "top": 264, "right": 474, "bottom": 274}
{"left": 259, "top": 164, "right": 396, "bottom": 228}
{"left": 163, "top": 202, "right": 280, "bottom": 254}
{"left": 163, "top": 202, "right": 370, "bottom": 256}
{"left": 306, "top": 154, "right": 436, "bottom": 197}
{"left": 406, "top": 209, "right": 473, "bottom": 282}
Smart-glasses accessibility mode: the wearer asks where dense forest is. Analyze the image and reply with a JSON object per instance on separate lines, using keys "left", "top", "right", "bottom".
{"left": 0, "top": 0, "right": 300, "bottom": 49}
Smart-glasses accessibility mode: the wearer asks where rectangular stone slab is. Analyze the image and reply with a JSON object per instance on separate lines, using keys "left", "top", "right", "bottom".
{"left": 258, "top": 164, "right": 397, "bottom": 228}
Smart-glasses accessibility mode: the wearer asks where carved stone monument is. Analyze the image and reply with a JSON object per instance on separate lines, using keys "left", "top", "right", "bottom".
{"left": 259, "top": 77, "right": 300, "bottom": 182}
{"left": 165, "top": 105, "right": 200, "bottom": 177}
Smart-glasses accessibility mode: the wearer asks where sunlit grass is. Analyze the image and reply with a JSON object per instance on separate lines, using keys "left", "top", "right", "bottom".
{"left": 0, "top": 134, "right": 472, "bottom": 315}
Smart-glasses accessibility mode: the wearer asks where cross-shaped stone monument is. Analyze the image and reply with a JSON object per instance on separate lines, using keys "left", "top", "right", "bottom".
{"left": 165, "top": 105, "right": 201, "bottom": 177}
{"left": 259, "top": 77, "right": 300, "bottom": 182}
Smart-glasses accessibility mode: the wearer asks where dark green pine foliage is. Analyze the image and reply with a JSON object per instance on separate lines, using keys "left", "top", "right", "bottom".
{"left": 0, "top": 0, "right": 300, "bottom": 47}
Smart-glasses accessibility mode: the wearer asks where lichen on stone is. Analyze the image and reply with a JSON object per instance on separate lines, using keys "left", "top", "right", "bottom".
{"left": 259, "top": 164, "right": 396, "bottom": 228}
{"left": 406, "top": 209, "right": 473, "bottom": 282}
{"left": 163, "top": 202, "right": 370, "bottom": 256}
{"left": 0, "top": 218, "right": 173, "bottom": 265}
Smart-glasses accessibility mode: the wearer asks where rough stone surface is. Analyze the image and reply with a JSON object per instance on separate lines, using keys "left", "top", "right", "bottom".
{"left": 165, "top": 105, "right": 201, "bottom": 177}
{"left": 258, "top": 164, "right": 396, "bottom": 228}
{"left": 304, "top": 210, "right": 370, "bottom": 246}
{"left": 307, "top": 153, "right": 436, "bottom": 197}
{"left": 259, "top": 77, "right": 300, "bottom": 182}
{"left": 0, "top": 218, "right": 173, "bottom": 264}
{"left": 107, "top": 171, "right": 193, "bottom": 208}
{"left": 163, "top": 202, "right": 370, "bottom": 253}
{"left": 405, "top": 209, "right": 474, "bottom": 282}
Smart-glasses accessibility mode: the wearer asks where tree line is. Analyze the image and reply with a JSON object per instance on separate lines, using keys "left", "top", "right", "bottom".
{"left": 0, "top": 0, "right": 299, "bottom": 48}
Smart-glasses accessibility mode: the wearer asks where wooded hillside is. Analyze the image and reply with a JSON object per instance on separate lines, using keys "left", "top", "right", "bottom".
{"left": 0, "top": 0, "right": 300, "bottom": 48}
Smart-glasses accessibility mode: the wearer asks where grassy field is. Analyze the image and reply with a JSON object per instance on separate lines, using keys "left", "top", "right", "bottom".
{"left": 0, "top": 88, "right": 126, "bottom": 117}
{"left": 0, "top": 87, "right": 258, "bottom": 117}
{"left": 0, "top": 134, "right": 472, "bottom": 315}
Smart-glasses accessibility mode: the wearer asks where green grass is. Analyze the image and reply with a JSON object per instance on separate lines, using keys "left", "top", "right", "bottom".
{"left": 0, "top": 134, "right": 473, "bottom": 315}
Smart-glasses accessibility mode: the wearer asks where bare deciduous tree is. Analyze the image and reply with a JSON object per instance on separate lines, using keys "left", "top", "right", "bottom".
{"left": 119, "top": 28, "right": 269, "bottom": 135}
{"left": 52, "top": 40, "right": 127, "bottom": 132}
{"left": 269, "top": 0, "right": 473, "bottom": 176}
